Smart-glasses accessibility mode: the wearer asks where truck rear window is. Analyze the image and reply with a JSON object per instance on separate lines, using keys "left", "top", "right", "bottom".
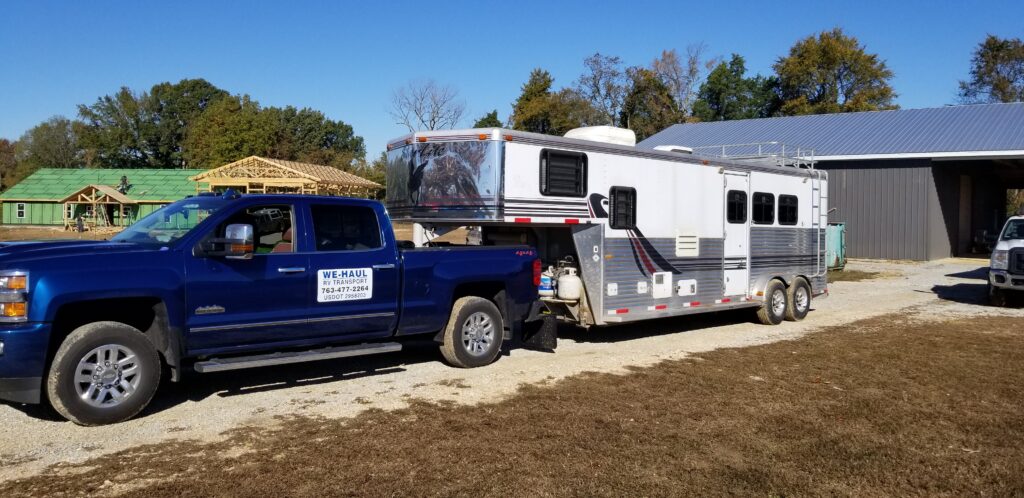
{"left": 310, "top": 205, "right": 382, "bottom": 251}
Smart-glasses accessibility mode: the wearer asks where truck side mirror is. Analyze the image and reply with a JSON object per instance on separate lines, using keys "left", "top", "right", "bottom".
{"left": 223, "top": 224, "right": 254, "bottom": 260}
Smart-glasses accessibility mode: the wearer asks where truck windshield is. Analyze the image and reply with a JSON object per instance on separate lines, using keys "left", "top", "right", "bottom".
{"left": 1001, "top": 219, "right": 1024, "bottom": 240}
{"left": 111, "top": 197, "right": 225, "bottom": 245}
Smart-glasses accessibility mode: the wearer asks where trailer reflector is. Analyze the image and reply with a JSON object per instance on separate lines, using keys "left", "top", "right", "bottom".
{"left": 690, "top": 301, "right": 701, "bottom": 306}
{"left": 607, "top": 308, "right": 630, "bottom": 315}
{"left": 564, "top": 218, "right": 580, "bottom": 224}
{"left": 514, "top": 217, "right": 532, "bottom": 223}
{"left": 417, "top": 136, "right": 428, "bottom": 142}
{"left": 720, "top": 298, "right": 731, "bottom": 303}
{"left": 478, "top": 133, "right": 489, "bottom": 140}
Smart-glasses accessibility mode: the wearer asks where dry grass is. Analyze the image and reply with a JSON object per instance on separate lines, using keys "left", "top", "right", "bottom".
{"left": 3, "top": 314, "right": 1023, "bottom": 497}
{"left": 0, "top": 226, "right": 114, "bottom": 242}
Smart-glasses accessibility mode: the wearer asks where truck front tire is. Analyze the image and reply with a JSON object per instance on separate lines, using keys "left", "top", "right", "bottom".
{"left": 440, "top": 297, "right": 504, "bottom": 368}
{"left": 46, "top": 321, "right": 161, "bottom": 426}
{"left": 988, "top": 283, "right": 1009, "bottom": 307}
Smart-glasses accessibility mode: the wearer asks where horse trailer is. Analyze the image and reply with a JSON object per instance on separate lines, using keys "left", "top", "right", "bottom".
{"left": 385, "top": 126, "right": 828, "bottom": 328}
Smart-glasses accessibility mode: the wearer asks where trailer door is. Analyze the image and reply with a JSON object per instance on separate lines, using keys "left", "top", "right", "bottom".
{"left": 723, "top": 172, "right": 750, "bottom": 297}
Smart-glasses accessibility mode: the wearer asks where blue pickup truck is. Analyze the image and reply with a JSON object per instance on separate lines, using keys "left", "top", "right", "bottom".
{"left": 0, "top": 192, "right": 540, "bottom": 425}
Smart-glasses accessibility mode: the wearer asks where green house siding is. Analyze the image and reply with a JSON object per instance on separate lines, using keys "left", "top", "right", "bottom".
{"left": 0, "top": 168, "right": 206, "bottom": 227}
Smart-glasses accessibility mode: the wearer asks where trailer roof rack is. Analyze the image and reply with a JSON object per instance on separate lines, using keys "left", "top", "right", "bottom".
{"left": 689, "top": 142, "right": 816, "bottom": 169}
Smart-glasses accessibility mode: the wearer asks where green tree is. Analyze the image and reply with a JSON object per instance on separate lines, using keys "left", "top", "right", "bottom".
{"left": 183, "top": 96, "right": 365, "bottom": 169}
{"left": 510, "top": 69, "right": 598, "bottom": 135}
{"left": 146, "top": 79, "right": 229, "bottom": 167}
{"left": 472, "top": 110, "right": 502, "bottom": 128}
{"left": 619, "top": 68, "right": 683, "bottom": 141}
{"left": 959, "top": 35, "right": 1024, "bottom": 103}
{"left": 78, "top": 79, "right": 229, "bottom": 168}
{"left": 692, "top": 54, "right": 779, "bottom": 121}
{"left": 774, "top": 28, "right": 897, "bottom": 115}
{"left": 0, "top": 139, "right": 17, "bottom": 190}
{"left": 15, "top": 116, "right": 81, "bottom": 169}
{"left": 76, "top": 87, "right": 155, "bottom": 168}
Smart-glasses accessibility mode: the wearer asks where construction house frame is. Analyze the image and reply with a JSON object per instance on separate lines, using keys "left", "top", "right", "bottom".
{"left": 189, "top": 156, "right": 381, "bottom": 197}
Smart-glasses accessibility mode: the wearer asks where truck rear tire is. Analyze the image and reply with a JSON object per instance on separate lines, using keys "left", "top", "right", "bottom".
{"left": 756, "top": 280, "right": 788, "bottom": 325}
{"left": 440, "top": 297, "right": 504, "bottom": 368}
{"left": 46, "top": 321, "right": 161, "bottom": 426}
{"left": 785, "top": 278, "right": 811, "bottom": 321}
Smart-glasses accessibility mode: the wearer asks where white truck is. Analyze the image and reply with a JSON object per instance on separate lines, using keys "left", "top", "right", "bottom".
{"left": 988, "top": 214, "right": 1024, "bottom": 306}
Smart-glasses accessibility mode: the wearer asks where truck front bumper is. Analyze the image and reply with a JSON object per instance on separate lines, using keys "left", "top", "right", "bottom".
{"left": 0, "top": 322, "right": 51, "bottom": 404}
{"left": 990, "top": 270, "right": 1024, "bottom": 291}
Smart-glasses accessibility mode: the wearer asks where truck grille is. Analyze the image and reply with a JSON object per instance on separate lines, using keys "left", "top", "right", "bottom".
{"left": 1011, "top": 248, "right": 1024, "bottom": 275}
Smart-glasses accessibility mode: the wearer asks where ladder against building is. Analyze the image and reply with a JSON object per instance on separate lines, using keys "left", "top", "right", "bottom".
{"left": 59, "top": 184, "right": 137, "bottom": 230}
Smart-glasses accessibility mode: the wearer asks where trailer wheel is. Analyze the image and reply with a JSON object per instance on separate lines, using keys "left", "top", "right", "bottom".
{"left": 440, "top": 297, "right": 504, "bottom": 368}
{"left": 756, "top": 280, "right": 788, "bottom": 325}
{"left": 785, "top": 278, "right": 811, "bottom": 321}
{"left": 46, "top": 321, "right": 161, "bottom": 426}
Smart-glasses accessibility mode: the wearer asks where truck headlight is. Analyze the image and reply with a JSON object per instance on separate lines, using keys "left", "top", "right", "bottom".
{"left": 0, "top": 270, "right": 28, "bottom": 322}
{"left": 991, "top": 250, "right": 1009, "bottom": 270}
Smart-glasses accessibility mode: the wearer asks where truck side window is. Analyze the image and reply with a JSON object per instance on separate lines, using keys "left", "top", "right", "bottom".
{"left": 752, "top": 193, "right": 775, "bottom": 225}
{"left": 540, "top": 149, "right": 587, "bottom": 197}
{"left": 609, "top": 186, "right": 636, "bottom": 230}
{"left": 727, "top": 190, "right": 747, "bottom": 224}
{"left": 311, "top": 204, "right": 382, "bottom": 251}
{"left": 215, "top": 204, "right": 295, "bottom": 254}
{"left": 779, "top": 195, "right": 798, "bottom": 225}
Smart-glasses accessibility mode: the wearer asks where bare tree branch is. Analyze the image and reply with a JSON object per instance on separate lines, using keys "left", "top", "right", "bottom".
{"left": 652, "top": 43, "right": 719, "bottom": 115}
{"left": 389, "top": 79, "right": 467, "bottom": 132}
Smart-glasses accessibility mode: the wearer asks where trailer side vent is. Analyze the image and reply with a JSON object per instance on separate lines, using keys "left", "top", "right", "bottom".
{"left": 675, "top": 234, "right": 700, "bottom": 257}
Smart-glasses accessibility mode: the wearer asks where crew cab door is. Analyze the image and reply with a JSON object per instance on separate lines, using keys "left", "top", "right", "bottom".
{"left": 184, "top": 202, "right": 310, "bottom": 352}
{"left": 302, "top": 202, "right": 399, "bottom": 339}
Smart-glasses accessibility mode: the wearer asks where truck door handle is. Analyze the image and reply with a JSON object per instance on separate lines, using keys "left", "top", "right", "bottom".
{"left": 372, "top": 263, "right": 396, "bottom": 270}
{"left": 277, "top": 267, "right": 306, "bottom": 274}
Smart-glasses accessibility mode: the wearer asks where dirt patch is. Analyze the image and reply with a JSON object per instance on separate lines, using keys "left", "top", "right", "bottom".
{"left": 0, "top": 226, "right": 115, "bottom": 242}
{"left": 3, "top": 314, "right": 1021, "bottom": 497}
{"left": 828, "top": 268, "right": 888, "bottom": 282}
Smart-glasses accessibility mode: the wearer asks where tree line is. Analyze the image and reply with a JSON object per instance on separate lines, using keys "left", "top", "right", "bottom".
{"left": 0, "top": 79, "right": 370, "bottom": 190}
{"left": 392, "top": 29, "right": 1023, "bottom": 144}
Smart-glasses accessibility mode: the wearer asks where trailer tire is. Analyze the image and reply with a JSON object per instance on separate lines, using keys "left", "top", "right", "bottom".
{"left": 46, "top": 321, "right": 161, "bottom": 426}
{"left": 785, "top": 278, "right": 811, "bottom": 321}
{"left": 440, "top": 297, "right": 504, "bottom": 368}
{"left": 756, "top": 280, "right": 787, "bottom": 325}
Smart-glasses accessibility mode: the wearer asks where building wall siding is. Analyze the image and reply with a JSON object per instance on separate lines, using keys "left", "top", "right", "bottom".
{"left": 820, "top": 159, "right": 938, "bottom": 260}
{"left": 2, "top": 201, "right": 167, "bottom": 226}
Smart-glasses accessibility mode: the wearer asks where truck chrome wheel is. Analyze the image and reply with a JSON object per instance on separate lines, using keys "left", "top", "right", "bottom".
{"left": 461, "top": 312, "right": 495, "bottom": 357}
{"left": 73, "top": 344, "right": 142, "bottom": 408}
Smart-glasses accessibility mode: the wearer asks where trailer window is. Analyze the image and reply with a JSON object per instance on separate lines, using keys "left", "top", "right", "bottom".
{"left": 609, "top": 186, "right": 636, "bottom": 229}
{"left": 752, "top": 193, "right": 774, "bottom": 225}
{"left": 779, "top": 195, "right": 798, "bottom": 225}
{"left": 311, "top": 204, "right": 382, "bottom": 251}
{"left": 727, "top": 190, "right": 747, "bottom": 224}
{"left": 540, "top": 149, "right": 587, "bottom": 197}
{"left": 15, "top": 203, "right": 26, "bottom": 219}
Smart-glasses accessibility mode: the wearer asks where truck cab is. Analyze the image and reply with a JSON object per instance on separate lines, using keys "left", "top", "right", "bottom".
{"left": 0, "top": 192, "right": 539, "bottom": 425}
{"left": 989, "top": 215, "right": 1024, "bottom": 306}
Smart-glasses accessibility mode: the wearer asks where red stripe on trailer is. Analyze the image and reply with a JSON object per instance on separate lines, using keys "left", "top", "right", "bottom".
{"left": 564, "top": 218, "right": 580, "bottom": 224}
{"left": 654, "top": 304, "right": 667, "bottom": 310}
{"left": 513, "top": 217, "right": 531, "bottom": 223}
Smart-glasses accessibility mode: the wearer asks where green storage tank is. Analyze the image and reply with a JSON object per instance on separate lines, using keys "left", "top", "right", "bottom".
{"left": 826, "top": 222, "right": 847, "bottom": 270}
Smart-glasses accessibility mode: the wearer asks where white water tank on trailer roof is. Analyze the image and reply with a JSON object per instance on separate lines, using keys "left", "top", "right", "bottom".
{"left": 564, "top": 126, "right": 636, "bottom": 146}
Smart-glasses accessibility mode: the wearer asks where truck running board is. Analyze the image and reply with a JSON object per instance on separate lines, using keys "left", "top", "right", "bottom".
{"left": 193, "top": 342, "right": 403, "bottom": 373}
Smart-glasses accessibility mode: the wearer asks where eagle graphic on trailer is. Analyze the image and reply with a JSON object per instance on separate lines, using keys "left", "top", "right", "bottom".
{"left": 385, "top": 126, "right": 828, "bottom": 327}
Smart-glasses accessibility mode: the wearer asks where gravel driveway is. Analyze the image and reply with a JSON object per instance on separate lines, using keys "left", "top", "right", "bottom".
{"left": 1, "top": 258, "right": 1021, "bottom": 481}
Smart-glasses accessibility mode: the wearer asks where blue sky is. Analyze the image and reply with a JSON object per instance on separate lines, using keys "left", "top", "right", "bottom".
{"left": 1, "top": 0, "right": 1022, "bottom": 157}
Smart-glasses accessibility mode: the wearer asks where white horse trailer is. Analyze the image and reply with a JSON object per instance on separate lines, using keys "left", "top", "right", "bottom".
{"left": 385, "top": 127, "right": 828, "bottom": 328}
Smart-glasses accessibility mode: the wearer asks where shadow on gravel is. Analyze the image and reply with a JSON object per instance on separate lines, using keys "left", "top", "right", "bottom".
{"left": 945, "top": 267, "right": 989, "bottom": 280}
{"left": 931, "top": 282, "right": 1024, "bottom": 308}
{"left": 561, "top": 307, "right": 779, "bottom": 344}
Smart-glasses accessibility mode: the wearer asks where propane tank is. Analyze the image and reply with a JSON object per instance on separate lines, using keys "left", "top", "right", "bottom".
{"left": 556, "top": 267, "right": 583, "bottom": 301}
{"left": 538, "top": 266, "right": 555, "bottom": 297}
